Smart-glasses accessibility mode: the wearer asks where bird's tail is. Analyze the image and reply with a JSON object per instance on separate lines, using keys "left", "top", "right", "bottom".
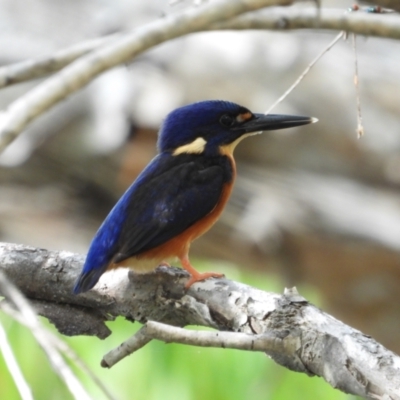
{"left": 72, "top": 265, "right": 107, "bottom": 294}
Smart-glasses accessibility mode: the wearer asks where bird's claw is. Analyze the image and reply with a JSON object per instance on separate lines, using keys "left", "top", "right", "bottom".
{"left": 185, "top": 271, "right": 224, "bottom": 289}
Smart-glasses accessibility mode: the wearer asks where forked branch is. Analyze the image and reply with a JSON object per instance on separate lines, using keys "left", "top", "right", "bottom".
{"left": 0, "top": 242, "right": 399, "bottom": 399}
{"left": 1, "top": 5, "right": 400, "bottom": 150}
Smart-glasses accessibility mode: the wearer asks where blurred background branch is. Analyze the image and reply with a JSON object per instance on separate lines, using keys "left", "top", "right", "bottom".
{"left": 0, "top": 9, "right": 399, "bottom": 92}
{"left": 0, "top": 0, "right": 287, "bottom": 152}
{"left": 0, "top": 269, "right": 94, "bottom": 400}
{"left": 362, "top": 0, "right": 400, "bottom": 12}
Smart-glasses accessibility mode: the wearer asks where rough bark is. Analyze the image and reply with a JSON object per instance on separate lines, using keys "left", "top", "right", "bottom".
{"left": 0, "top": 242, "right": 399, "bottom": 399}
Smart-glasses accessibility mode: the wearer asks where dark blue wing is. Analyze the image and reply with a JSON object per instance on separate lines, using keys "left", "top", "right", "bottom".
{"left": 114, "top": 156, "right": 228, "bottom": 261}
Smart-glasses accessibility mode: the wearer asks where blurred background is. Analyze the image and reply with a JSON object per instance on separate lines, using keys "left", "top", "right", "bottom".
{"left": 0, "top": 0, "right": 398, "bottom": 399}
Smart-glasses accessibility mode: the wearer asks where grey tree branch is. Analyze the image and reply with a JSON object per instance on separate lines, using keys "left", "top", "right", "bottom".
{"left": 0, "top": 34, "right": 120, "bottom": 89}
{"left": 0, "top": 8, "right": 399, "bottom": 92}
{"left": 219, "top": 7, "right": 400, "bottom": 37}
{"left": 0, "top": 242, "right": 399, "bottom": 399}
{"left": 101, "top": 320, "right": 291, "bottom": 368}
{"left": 362, "top": 0, "right": 400, "bottom": 13}
{"left": 0, "top": 0, "right": 288, "bottom": 152}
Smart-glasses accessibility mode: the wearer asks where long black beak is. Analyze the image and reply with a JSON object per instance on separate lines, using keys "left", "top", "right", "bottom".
{"left": 239, "top": 113, "right": 317, "bottom": 133}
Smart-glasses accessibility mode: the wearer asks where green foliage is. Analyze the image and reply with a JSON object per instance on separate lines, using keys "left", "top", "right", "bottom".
{"left": 0, "top": 263, "right": 358, "bottom": 400}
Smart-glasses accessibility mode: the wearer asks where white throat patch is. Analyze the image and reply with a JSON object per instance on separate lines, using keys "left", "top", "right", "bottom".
{"left": 173, "top": 137, "right": 207, "bottom": 156}
{"left": 219, "top": 132, "right": 259, "bottom": 155}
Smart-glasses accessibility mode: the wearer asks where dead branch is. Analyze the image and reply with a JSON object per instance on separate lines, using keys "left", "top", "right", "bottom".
{"left": 2, "top": 3, "right": 400, "bottom": 153}
{"left": 362, "top": 0, "right": 400, "bottom": 13}
{"left": 219, "top": 7, "right": 400, "bottom": 38}
{"left": 0, "top": 242, "right": 399, "bottom": 399}
{"left": 0, "top": 34, "right": 120, "bottom": 89}
{"left": 0, "top": 8, "right": 399, "bottom": 92}
{"left": 0, "top": 0, "right": 288, "bottom": 152}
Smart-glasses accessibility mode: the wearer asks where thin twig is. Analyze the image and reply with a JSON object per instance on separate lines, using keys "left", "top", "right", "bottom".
{"left": 102, "top": 326, "right": 152, "bottom": 368}
{"left": 101, "top": 320, "right": 291, "bottom": 368}
{"left": 0, "top": 271, "right": 92, "bottom": 400}
{"left": 52, "top": 334, "right": 117, "bottom": 400}
{"left": 352, "top": 33, "right": 364, "bottom": 138}
{"left": 264, "top": 31, "right": 344, "bottom": 115}
{"left": 0, "top": 319, "right": 33, "bottom": 400}
{"left": 145, "top": 321, "right": 285, "bottom": 351}
{"left": 0, "top": 303, "right": 117, "bottom": 400}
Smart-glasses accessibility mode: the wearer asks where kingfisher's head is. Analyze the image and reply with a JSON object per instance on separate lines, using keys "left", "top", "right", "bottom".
{"left": 157, "top": 100, "right": 316, "bottom": 156}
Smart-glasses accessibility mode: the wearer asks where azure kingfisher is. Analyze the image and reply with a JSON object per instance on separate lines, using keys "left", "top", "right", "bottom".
{"left": 73, "top": 100, "right": 316, "bottom": 294}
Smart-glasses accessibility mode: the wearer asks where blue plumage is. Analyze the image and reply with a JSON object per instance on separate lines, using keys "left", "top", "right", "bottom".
{"left": 158, "top": 101, "right": 249, "bottom": 154}
{"left": 73, "top": 100, "right": 315, "bottom": 294}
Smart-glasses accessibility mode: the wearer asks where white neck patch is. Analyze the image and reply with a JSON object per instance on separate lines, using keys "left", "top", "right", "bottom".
{"left": 173, "top": 137, "right": 207, "bottom": 156}
{"left": 219, "top": 132, "right": 258, "bottom": 155}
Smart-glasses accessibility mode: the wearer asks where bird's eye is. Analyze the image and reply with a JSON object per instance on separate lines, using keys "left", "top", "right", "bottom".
{"left": 219, "top": 114, "right": 235, "bottom": 128}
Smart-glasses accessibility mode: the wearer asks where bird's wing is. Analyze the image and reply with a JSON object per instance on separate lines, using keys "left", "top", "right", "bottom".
{"left": 113, "top": 157, "right": 227, "bottom": 262}
{"left": 73, "top": 154, "right": 231, "bottom": 294}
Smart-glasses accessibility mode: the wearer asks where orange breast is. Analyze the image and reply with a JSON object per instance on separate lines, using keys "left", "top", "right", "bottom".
{"left": 139, "top": 154, "right": 236, "bottom": 261}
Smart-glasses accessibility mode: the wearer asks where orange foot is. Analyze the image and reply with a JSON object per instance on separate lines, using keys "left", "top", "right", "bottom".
{"left": 181, "top": 256, "right": 224, "bottom": 289}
